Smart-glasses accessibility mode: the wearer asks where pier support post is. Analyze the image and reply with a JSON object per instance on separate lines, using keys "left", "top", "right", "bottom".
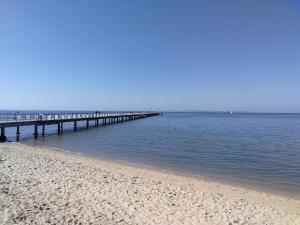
{"left": 0, "top": 127, "right": 6, "bottom": 142}
{"left": 57, "top": 123, "right": 61, "bottom": 135}
{"left": 61, "top": 122, "right": 64, "bottom": 134}
{"left": 34, "top": 125, "right": 38, "bottom": 138}
{"left": 16, "top": 126, "right": 20, "bottom": 141}
{"left": 74, "top": 121, "right": 77, "bottom": 131}
{"left": 86, "top": 120, "right": 89, "bottom": 129}
{"left": 42, "top": 125, "right": 45, "bottom": 136}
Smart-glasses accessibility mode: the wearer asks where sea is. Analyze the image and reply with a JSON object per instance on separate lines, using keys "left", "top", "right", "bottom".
{"left": 1, "top": 111, "right": 300, "bottom": 198}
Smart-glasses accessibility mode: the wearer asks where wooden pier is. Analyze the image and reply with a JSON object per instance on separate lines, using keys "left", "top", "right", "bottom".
{"left": 0, "top": 112, "right": 159, "bottom": 142}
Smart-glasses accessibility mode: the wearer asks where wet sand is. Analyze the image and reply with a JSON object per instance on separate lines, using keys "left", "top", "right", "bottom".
{"left": 0, "top": 143, "right": 299, "bottom": 225}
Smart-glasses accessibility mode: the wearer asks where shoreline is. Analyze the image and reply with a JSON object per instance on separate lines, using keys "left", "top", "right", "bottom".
{"left": 25, "top": 141, "right": 300, "bottom": 200}
{"left": 1, "top": 143, "right": 300, "bottom": 224}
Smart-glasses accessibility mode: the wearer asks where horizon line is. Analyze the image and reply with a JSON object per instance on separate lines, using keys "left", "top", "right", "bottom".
{"left": 0, "top": 109, "right": 300, "bottom": 114}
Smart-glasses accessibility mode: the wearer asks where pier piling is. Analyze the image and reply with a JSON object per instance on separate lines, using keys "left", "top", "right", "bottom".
{"left": 57, "top": 123, "right": 61, "bottom": 135}
{"left": 42, "top": 125, "right": 45, "bottom": 136}
{"left": 0, "top": 127, "right": 6, "bottom": 142}
{"left": 34, "top": 125, "right": 38, "bottom": 138}
{"left": 74, "top": 121, "right": 77, "bottom": 131}
{"left": 16, "top": 126, "right": 20, "bottom": 141}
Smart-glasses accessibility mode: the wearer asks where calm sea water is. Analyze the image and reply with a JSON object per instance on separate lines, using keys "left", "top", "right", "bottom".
{"left": 2, "top": 112, "right": 300, "bottom": 197}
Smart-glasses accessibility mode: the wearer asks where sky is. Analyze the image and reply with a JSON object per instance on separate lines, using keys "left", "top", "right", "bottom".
{"left": 0, "top": 0, "right": 300, "bottom": 112}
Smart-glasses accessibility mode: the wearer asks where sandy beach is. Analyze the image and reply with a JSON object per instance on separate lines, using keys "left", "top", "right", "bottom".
{"left": 0, "top": 143, "right": 299, "bottom": 225}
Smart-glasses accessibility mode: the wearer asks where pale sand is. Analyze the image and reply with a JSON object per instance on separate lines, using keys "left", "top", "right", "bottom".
{"left": 0, "top": 143, "right": 299, "bottom": 225}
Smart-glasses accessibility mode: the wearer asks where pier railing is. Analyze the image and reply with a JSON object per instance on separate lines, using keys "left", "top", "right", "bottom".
{"left": 0, "top": 112, "right": 156, "bottom": 122}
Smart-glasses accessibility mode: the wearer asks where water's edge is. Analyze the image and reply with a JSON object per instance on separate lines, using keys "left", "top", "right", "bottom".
{"left": 4, "top": 112, "right": 300, "bottom": 199}
{"left": 21, "top": 142, "right": 300, "bottom": 200}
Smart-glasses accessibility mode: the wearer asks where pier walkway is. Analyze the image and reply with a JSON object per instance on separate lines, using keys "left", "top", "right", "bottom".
{"left": 0, "top": 112, "right": 159, "bottom": 142}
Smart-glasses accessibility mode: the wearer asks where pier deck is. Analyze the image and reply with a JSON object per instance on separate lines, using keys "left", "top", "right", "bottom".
{"left": 0, "top": 112, "right": 159, "bottom": 142}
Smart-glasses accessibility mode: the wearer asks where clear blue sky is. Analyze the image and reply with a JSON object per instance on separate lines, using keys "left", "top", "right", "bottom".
{"left": 1, "top": 0, "right": 300, "bottom": 112}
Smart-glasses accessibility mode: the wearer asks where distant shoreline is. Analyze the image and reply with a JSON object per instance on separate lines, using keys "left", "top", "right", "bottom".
{"left": 1, "top": 143, "right": 299, "bottom": 224}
